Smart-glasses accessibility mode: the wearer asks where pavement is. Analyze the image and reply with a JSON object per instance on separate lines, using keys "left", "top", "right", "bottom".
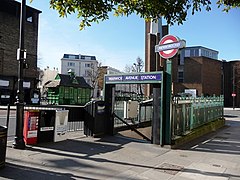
{"left": 1, "top": 109, "right": 240, "bottom": 180}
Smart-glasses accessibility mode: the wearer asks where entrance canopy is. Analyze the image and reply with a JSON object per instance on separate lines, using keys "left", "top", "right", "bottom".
{"left": 104, "top": 71, "right": 164, "bottom": 145}
{"left": 105, "top": 71, "right": 163, "bottom": 84}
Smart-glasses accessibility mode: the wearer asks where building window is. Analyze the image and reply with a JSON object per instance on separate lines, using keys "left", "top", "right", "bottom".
{"left": 26, "top": 11, "right": 34, "bottom": 23}
{"left": 212, "top": 52, "right": 218, "bottom": 59}
{"left": 178, "top": 71, "right": 184, "bottom": 83}
{"left": 69, "top": 55, "right": 77, "bottom": 59}
{"left": 68, "top": 62, "right": 75, "bottom": 67}
{"left": 85, "top": 63, "right": 90, "bottom": 68}
{"left": 185, "top": 50, "right": 190, "bottom": 57}
{"left": 201, "top": 49, "right": 205, "bottom": 57}
{"left": 27, "top": 16, "right": 33, "bottom": 23}
{"left": 194, "top": 49, "right": 199, "bottom": 56}
{"left": 177, "top": 54, "right": 185, "bottom": 66}
{"left": 69, "top": 55, "right": 75, "bottom": 59}
{"left": 190, "top": 49, "right": 194, "bottom": 57}
{"left": 179, "top": 51, "right": 185, "bottom": 65}
{"left": 206, "top": 51, "right": 209, "bottom": 57}
{"left": 64, "top": 54, "right": 79, "bottom": 59}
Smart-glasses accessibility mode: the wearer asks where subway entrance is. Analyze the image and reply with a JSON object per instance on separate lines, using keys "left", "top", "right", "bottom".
{"left": 104, "top": 71, "right": 165, "bottom": 145}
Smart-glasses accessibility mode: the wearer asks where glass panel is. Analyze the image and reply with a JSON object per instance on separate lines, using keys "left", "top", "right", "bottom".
{"left": 185, "top": 50, "right": 190, "bottom": 57}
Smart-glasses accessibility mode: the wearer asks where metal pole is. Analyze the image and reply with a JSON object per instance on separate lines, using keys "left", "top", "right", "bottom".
{"left": 233, "top": 65, "right": 235, "bottom": 110}
{"left": 221, "top": 60, "right": 225, "bottom": 117}
{"left": 164, "top": 59, "right": 172, "bottom": 145}
{"left": 13, "top": 0, "right": 26, "bottom": 149}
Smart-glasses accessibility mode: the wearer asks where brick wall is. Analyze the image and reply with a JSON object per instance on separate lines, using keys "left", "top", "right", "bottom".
{"left": 202, "top": 57, "right": 221, "bottom": 96}
{"left": 0, "top": 7, "right": 39, "bottom": 79}
{"left": 0, "top": 0, "right": 41, "bottom": 104}
{"left": 173, "top": 56, "right": 222, "bottom": 96}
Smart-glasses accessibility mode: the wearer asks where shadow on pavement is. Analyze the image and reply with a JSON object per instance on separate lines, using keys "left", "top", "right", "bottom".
{"left": 177, "top": 120, "right": 240, "bottom": 155}
{"left": 1, "top": 162, "right": 91, "bottom": 180}
{"left": 181, "top": 166, "right": 240, "bottom": 179}
{"left": 224, "top": 114, "right": 238, "bottom": 118}
{"left": 3, "top": 132, "right": 240, "bottom": 179}
{"left": 30, "top": 135, "right": 149, "bottom": 158}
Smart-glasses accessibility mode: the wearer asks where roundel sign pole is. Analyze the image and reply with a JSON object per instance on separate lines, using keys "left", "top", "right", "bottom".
{"left": 155, "top": 35, "right": 186, "bottom": 146}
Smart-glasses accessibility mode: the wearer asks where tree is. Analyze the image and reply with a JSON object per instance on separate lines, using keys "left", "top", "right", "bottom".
{"left": 44, "top": 0, "right": 240, "bottom": 30}
{"left": 86, "top": 61, "right": 102, "bottom": 98}
{"left": 132, "top": 57, "right": 144, "bottom": 95}
{"left": 132, "top": 57, "right": 144, "bottom": 73}
{"left": 124, "top": 57, "right": 144, "bottom": 95}
{"left": 124, "top": 64, "right": 132, "bottom": 73}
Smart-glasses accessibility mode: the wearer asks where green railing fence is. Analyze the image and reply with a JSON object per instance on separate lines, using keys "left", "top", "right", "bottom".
{"left": 172, "top": 95, "right": 224, "bottom": 139}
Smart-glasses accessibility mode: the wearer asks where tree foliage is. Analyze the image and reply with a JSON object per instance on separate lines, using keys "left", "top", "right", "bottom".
{"left": 217, "top": 0, "right": 240, "bottom": 11}
{"left": 42, "top": 0, "right": 240, "bottom": 30}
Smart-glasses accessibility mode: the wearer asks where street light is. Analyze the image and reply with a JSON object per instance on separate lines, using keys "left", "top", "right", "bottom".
{"left": 232, "top": 64, "right": 236, "bottom": 110}
{"left": 221, "top": 60, "right": 225, "bottom": 101}
{"left": 13, "top": 0, "right": 26, "bottom": 149}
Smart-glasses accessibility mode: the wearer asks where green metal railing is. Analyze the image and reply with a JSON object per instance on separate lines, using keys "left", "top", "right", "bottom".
{"left": 172, "top": 95, "right": 224, "bottom": 139}
{"left": 113, "top": 93, "right": 224, "bottom": 139}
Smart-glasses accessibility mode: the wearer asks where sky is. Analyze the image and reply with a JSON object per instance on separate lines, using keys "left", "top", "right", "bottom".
{"left": 24, "top": 1, "right": 240, "bottom": 72}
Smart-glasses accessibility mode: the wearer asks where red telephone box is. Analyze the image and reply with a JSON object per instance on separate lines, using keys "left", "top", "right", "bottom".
{"left": 23, "top": 110, "right": 39, "bottom": 145}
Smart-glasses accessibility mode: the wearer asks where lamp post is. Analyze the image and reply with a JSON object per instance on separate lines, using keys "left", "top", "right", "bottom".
{"left": 13, "top": 0, "right": 26, "bottom": 149}
{"left": 221, "top": 60, "right": 225, "bottom": 117}
{"left": 233, "top": 65, "right": 236, "bottom": 110}
{"left": 221, "top": 60, "right": 225, "bottom": 102}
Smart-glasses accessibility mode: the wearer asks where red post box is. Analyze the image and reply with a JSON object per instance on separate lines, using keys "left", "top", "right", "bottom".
{"left": 23, "top": 110, "right": 39, "bottom": 145}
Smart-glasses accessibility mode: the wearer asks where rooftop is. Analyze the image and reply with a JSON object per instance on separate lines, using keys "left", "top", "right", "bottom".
{"left": 0, "top": 0, "right": 42, "bottom": 15}
{"left": 62, "top": 54, "right": 96, "bottom": 61}
{"left": 185, "top": 46, "right": 219, "bottom": 53}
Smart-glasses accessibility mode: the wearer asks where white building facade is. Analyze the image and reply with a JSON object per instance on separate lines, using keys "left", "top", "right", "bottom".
{"left": 61, "top": 53, "right": 98, "bottom": 97}
{"left": 61, "top": 54, "right": 98, "bottom": 84}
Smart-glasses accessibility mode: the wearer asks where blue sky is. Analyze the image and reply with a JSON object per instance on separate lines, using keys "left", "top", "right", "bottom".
{"left": 26, "top": 1, "right": 240, "bottom": 71}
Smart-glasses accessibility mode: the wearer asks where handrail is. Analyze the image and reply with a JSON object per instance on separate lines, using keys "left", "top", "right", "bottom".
{"left": 113, "top": 112, "right": 151, "bottom": 142}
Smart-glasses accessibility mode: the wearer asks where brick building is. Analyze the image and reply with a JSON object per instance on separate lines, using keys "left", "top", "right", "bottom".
{"left": 172, "top": 46, "right": 222, "bottom": 97}
{"left": 172, "top": 55, "right": 222, "bottom": 97}
{"left": 144, "top": 21, "right": 239, "bottom": 106}
{"left": 144, "top": 19, "right": 168, "bottom": 96}
{"left": 223, "top": 60, "right": 240, "bottom": 107}
{"left": 145, "top": 32, "right": 222, "bottom": 97}
{"left": 0, "top": 0, "right": 41, "bottom": 104}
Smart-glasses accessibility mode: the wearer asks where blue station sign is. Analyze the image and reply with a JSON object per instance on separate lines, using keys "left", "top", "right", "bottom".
{"left": 105, "top": 72, "right": 162, "bottom": 84}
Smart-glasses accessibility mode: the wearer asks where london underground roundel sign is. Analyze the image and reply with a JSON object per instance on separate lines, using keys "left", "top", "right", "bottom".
{"left": 156, "top": 35, "right": 185, "bottom": 59}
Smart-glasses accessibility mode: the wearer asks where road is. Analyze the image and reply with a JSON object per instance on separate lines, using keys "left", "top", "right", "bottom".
{"left": 0, "top": 106, "right": 239, "bottom": 142}
{"left": 224, "top": 108, "right": 240, "bottom": 126}
{"left": 0, "top": 107, "right": 17, "bottom": 141}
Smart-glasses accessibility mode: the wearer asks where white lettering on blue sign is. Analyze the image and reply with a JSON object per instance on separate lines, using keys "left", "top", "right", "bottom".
{"left": 105, "top": 73, "right": 161, "bottom": 84}
{"left": 108, "top": 76, "right": 122, "bottom": 81}
{"left": 141, "top": 75, "right": 157, "bottom": 80}
{"left": 125, "top": 76, "right": 138, "bottom": 80}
